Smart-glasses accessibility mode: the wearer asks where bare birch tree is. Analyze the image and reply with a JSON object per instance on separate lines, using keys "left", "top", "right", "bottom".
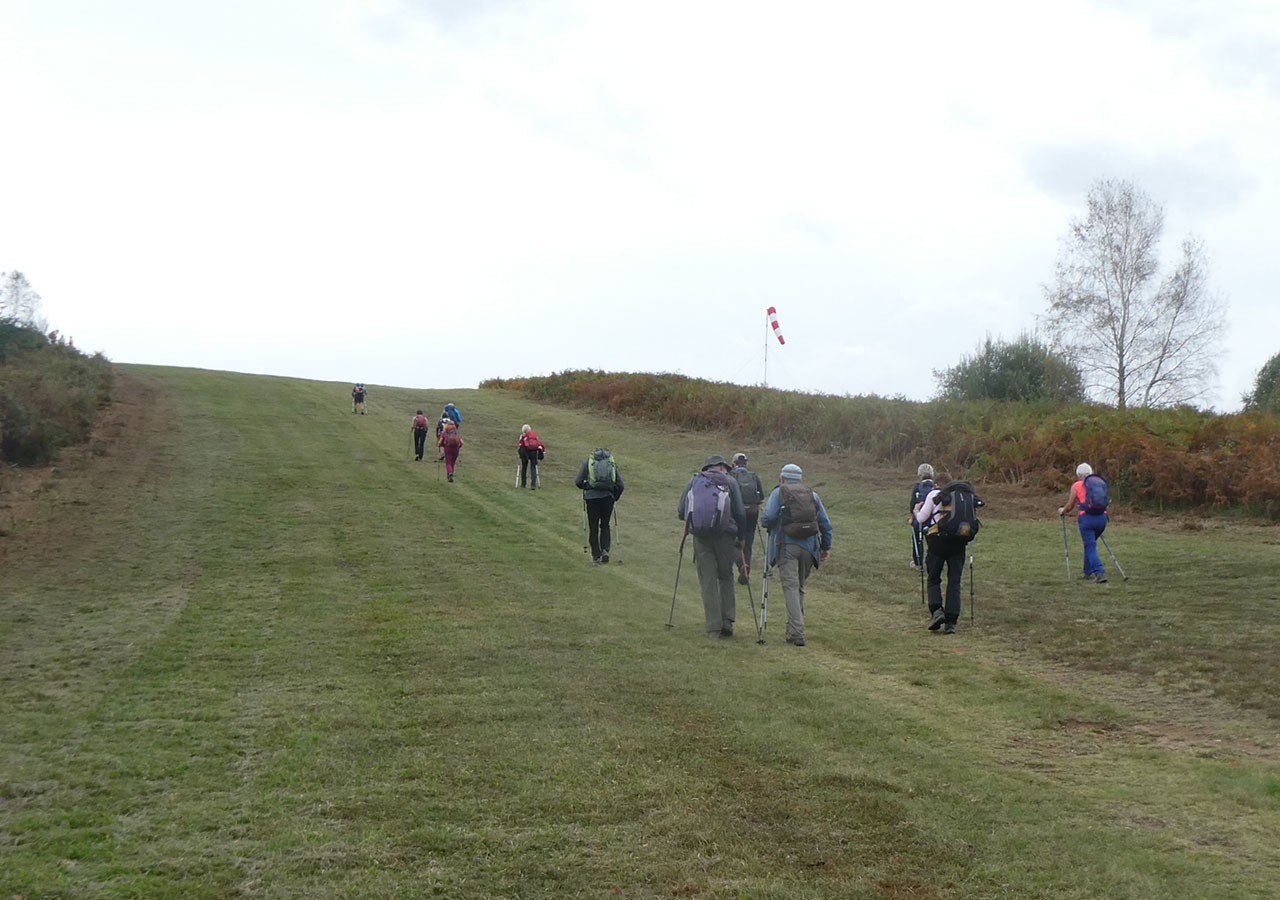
{"left": 0, "top": 270, "right": 48, "bottom": 331}
{"left": 1043, "top": 179, "right": 1226, "bottom": 409}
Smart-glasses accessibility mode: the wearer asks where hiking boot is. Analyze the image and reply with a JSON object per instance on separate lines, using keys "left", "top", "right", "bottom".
{"left": 591, "top": 557, "right": 602, "bottom": 565}
{"left": 943, "top": 623, "right": 956, "bottom": 635}
{"left": 786, "top": 635, "right": 806, "bottom": 647}
{"left": 1095, "top": 575, "right": 1108, "bottom": 583}
{"left": 601, "top": 551, "right": 610, "bottom": 564}
{"left": 447, "top": 473, "right": 454, "bottom": 482}
{"left": 721, "top": 625, "right": 734, "bottom": 637}
{"left": 927, "top": 608, "right": 945, "bottom": 631}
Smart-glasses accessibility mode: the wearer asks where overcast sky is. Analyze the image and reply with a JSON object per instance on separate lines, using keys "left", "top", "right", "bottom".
{"left": 2, "top": 0, "right": 1277, "bottom": 410}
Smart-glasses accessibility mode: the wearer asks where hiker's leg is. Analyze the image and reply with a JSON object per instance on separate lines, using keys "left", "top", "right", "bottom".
{"left": 943, "top": 544, "right": 964, "bottom": 624}
{"left": 585, "top": 499, "right": 604, "bottom": 559}
{"left": 597, "top": 497, "right": 614, "bottom": 556}
{"left": 779, "top": 542, "right": 809, "bottom": 641}
{"left": 528, "top": 455, "right": 538, "bottom": 488}
{"left": 1078, "top": 516, "right": 1104, "bottom": 576}
{"left": 519, "top": 451, "right": 529, "bottom": 487}
{"left": 924, "top": 536, "right": 945, "bottom": 612}
{"left": 741, "top": 512, "right": 759, "bottom": 571}
{"left": 693, "top": 536, "right": 723, "bottom": 635}
{"left": 712, "top": 534, "right": 737, "bottom": 631}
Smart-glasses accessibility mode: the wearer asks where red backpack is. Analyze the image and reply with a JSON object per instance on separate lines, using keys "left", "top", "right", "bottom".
{"left": 413, "top": 414, "right": 428, "bottom": 429}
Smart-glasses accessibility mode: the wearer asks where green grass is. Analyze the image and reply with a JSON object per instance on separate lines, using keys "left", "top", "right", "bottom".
{"left": 3, "top": 365, "right": 1279, "bottom": 898}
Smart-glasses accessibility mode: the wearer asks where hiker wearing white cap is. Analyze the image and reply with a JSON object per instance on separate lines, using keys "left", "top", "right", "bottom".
{"left": 760, "top": 463, "right": 833, "bottom": 647}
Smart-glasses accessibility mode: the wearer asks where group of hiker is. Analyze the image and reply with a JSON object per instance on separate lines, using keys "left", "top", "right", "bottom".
{"left": 678, "top": 454, "right": 833, "bottom": 646}
{"left": 906, "top": 459, "right": 1113, "bottom": 635}
{"left": 407, "top": 401, "right": 464, "bottom": 481}
{"left": 353, "top": 384, "right": 1113, "bottom": 644}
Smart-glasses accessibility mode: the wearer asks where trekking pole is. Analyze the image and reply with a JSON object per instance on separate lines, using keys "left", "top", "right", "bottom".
{"left": 1098, "top": 534, "right": 1128, "bottom": 581}
{"left": 1060, "top": 515, "right": 1072, "bottom": 580}
{"left": 920, "top": 554, "right": 926, "bottom": 607}
{"left": 968, "top": 554, "right": 975, "bottom": 625}
{"left": 514, "top": 462, "right": 520, "bottom": 488}
{"left": 740, "top": 547, "right": 761, "bottom": 641}
{"left": 759, "top": 565, "right": 770, "bottom": 642}
{"left": 582, "top": 499, "right": 589, "bottom": 555}
{"left": 612, "top": 505, "right": 620, "bottom": 551}
{"left": 667, "top": 524, "right": 689, "bottom": 628}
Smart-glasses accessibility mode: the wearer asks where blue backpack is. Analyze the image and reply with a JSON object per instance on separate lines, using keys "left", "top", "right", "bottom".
{"left": 685, "top": 470, "right": 735, "bottom": 537}
{"left": 1083, "top": 473, "right": 1109, "bottom": 514}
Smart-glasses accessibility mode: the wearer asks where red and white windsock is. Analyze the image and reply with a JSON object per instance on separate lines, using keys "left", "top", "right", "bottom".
{"left": 766, "top": 306, "right": 786, "bottom": 345}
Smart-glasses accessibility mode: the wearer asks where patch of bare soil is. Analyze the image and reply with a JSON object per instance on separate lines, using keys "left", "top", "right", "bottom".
{"left": 0, "top": 369, "right": 176, "bottom": 565}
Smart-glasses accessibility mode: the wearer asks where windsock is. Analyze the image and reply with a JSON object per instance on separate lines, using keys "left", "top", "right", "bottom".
{"left": 767, "top": 306, "right": 785, "bottom": 345}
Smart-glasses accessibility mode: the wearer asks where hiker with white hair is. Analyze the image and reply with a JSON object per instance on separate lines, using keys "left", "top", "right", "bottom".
{"left": 760, "top": 463, "right": 833, "bottom": 647}
{"left": 908, "top": 463, "right": 935, "bottom": 570}
{"left": 1058, "top": 462, "right": 1109, "bottom": 583}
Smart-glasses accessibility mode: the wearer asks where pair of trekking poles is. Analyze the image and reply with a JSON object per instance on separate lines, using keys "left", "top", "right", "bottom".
{"left": 666, "top": 525, "right": 770, "bottom": 643}
{"left": 912, "top": 524, "right": 976, "bottom": 624}
{"left": 1060, "top": 515, "right": 1128, "bottom": 581}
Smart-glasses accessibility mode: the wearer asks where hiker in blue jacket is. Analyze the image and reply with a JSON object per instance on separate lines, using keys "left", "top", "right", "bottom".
{"left": 761, "top": 463, "right": 833, "bottom": 647}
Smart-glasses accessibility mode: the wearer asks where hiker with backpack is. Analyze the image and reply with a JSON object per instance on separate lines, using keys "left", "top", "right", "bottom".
{"left": 908, "top": 463, "right": 935, "bottom": 570}
{"left": 575, "top": 448, "right": 625, "bottom": 563}
{"left": 730, "top": 452, "right": 765, "bottom": 585}
{"left": 517, "top": 424, "right": 545, "bottom": 489}
{"left": 441, "top": 403, "right": 462, "bottom": 429}
{"left": 760, "top": 463, "right": 833, "bottom": 647}
{"left": 351, "top": 383, "right": 367, "bottom": 415}
{"left": 437, "top": 420, "right": 464, "bottom": 482}
{"left": 410, "top": 410, "right": 431, "bottom": 461}
{"left": 677, "top": 455, "right": 747, "bottom": 639}
{"left": 915, "top": 478, "right": 984, "bottom": 634}
{"left": 1058, "top": 462, "right": 1108, "bottom": 583}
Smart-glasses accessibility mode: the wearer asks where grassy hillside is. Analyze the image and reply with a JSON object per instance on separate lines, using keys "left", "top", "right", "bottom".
{"left": 2, "top": 365, "right": 1279, "bottom": 899}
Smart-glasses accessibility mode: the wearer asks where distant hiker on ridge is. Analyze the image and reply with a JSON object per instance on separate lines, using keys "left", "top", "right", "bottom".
{"left": 438, "top": 420, "right": 463, "bottom": 482}
{"left": 411, "top": 410, "right": 430, "bottom": 461}
{"left": 518, "top": 424, "right": 545, "bottom": 489}
{"left": 351, "top": 383, "right": 367, "bottom": 414}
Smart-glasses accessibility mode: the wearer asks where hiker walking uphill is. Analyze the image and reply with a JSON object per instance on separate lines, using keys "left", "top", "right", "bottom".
{"left": 760, "top": 463, "right": 833, "bottom": 647}
{"left": 730, "top": 452, "right": 765, "bottom": 585}
{"left": 440, "top": 402, "right": 462, "bottom": 429}
{"left": 517, "top": 425, "right": 545, "bottom": 489}
{"left": 576, "top": 448, "right": 624, "bottom": 563}
{"left": 908, "top": 463, "right": 935, "bottom": 570}
{"left": 438, "top": 420, "right": 464, "bottom": 482}
{"left": 351, "top": 383, "right": 367, "bottom": 414}
{"left": 410, "top": 410, "right": 430, "bottom": 461}
{"left": 677, "top": 455, "right": 747, "bottom": 639}
{"left": 1059, "top": 462, "right": 1109, "bottom": 583}
{"left": 915, "top": 479, "right": 984, "bottom": 634}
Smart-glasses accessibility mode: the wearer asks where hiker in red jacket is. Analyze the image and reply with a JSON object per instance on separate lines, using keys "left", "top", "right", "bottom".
{"left": 438, "top": 421, "right": 464, "bottom": 482}
{"left": 517, "top": 424, "right": 545, "bottom": 489}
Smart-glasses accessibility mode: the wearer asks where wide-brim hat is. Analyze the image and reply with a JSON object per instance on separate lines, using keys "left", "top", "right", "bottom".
{"left": 702, "top": 454, "right": 729, "bottom": 471}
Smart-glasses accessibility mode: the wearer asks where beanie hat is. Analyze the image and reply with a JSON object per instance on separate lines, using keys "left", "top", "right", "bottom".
{"left": 1076, "top": 462, "right": 1093, "bottom": 478}
{"left": 780, "top": 464, "right": 803, "bottom": 482}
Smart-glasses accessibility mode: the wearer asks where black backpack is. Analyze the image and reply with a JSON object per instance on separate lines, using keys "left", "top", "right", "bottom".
{"left": 932, "top": 481, "right": 983, "bottom": 542}
{"left": 733, "top": 467, "right": 764, "bottom": 514}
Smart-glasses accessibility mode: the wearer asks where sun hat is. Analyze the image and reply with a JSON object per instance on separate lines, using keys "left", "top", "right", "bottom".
{"left": 702, "top": 455, "right": 729, "bottom": 471}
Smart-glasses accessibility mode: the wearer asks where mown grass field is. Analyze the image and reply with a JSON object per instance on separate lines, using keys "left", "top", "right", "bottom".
{"left": 2, "top": 365, "right": 1279, "bottom": 899}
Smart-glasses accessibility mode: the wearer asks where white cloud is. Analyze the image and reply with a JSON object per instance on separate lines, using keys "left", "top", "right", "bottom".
{"left": 1, "top": 0, "right": 1278, "bottom": 408}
